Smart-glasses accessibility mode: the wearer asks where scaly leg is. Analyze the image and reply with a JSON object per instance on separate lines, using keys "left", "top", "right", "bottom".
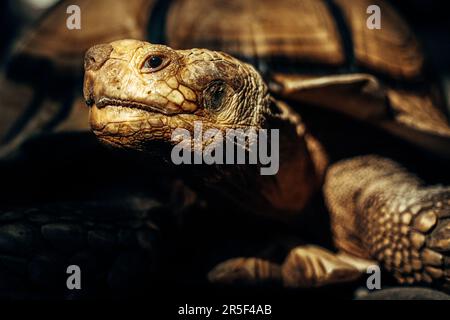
{"left": 208, "top": 257, "right": 282, "bottom": 286}
{"left": 281, "top": 245, "right": 374, "bottom": 287}
{"left": 208, "top": 246, "right": 375, "bottom": 287}
{"left": 324, "top": 155, "right": 450, "bottom": 289}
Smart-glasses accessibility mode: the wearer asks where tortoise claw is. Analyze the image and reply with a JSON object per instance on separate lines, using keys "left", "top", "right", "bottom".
{"left": 281, "top": 245, "right": 364, "bottom": 288}
{"left": 208, "top": 257, "right": 282, "bottom": 286}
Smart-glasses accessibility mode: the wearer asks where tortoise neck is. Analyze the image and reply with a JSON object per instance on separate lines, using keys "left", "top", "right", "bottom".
{"left": 195, "top": 100, "right": 328, "bottom": 220}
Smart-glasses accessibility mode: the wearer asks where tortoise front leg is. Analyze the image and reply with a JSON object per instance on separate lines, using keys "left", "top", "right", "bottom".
{"left": 324, "top": 155, "right": 450, "bottom": 289}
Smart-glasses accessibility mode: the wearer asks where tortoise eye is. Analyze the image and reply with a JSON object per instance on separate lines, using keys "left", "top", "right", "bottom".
{"left": 142, "top": 55, "right": 169, "bottom": 72}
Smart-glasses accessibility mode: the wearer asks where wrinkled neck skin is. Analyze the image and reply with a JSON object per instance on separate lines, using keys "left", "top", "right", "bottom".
{"left": 176, "top": 100, "right": 328, "bottom": 221}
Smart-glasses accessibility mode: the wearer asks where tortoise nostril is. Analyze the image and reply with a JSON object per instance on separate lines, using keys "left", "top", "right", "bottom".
{"left": 85, "top": 98, "right": 94, "bottom": 107}
{"left": 84, "top": 43, "right": 113, "bottom": 71}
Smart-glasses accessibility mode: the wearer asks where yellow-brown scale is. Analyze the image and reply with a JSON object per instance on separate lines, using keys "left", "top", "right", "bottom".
{"left": 325, "top": 156, "right": 450, "bottom": 288}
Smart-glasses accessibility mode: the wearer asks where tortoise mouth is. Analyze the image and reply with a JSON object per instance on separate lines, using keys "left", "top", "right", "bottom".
{"left": 95, "top": 97, "right": 179, "bottom": 116}
{"left": 89, "top": 104, "right": 152, "bottom": 131}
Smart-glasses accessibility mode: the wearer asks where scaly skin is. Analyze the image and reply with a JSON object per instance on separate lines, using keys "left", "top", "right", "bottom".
{"left": 83, "top": 39, "right": 450, "bottom": 290}
{"left": 325, "top": 156, "right": 450, "bottom": 288}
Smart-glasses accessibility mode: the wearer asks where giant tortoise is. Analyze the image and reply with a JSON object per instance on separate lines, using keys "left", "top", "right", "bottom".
{"left": 1, "top": 0, "right": 450, "bottom": 296}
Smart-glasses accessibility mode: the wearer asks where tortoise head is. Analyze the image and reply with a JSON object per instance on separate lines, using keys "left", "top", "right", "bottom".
{"left": 83, "top": 39, "right": 271, "bottom": 151}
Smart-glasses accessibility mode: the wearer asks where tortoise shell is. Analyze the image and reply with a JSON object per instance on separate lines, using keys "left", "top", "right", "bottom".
{"left": 1, "top": 0, "right": 449, "bottom": 158}
{"left": 166, "top": 0, "right": 422, "bottom": 79}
